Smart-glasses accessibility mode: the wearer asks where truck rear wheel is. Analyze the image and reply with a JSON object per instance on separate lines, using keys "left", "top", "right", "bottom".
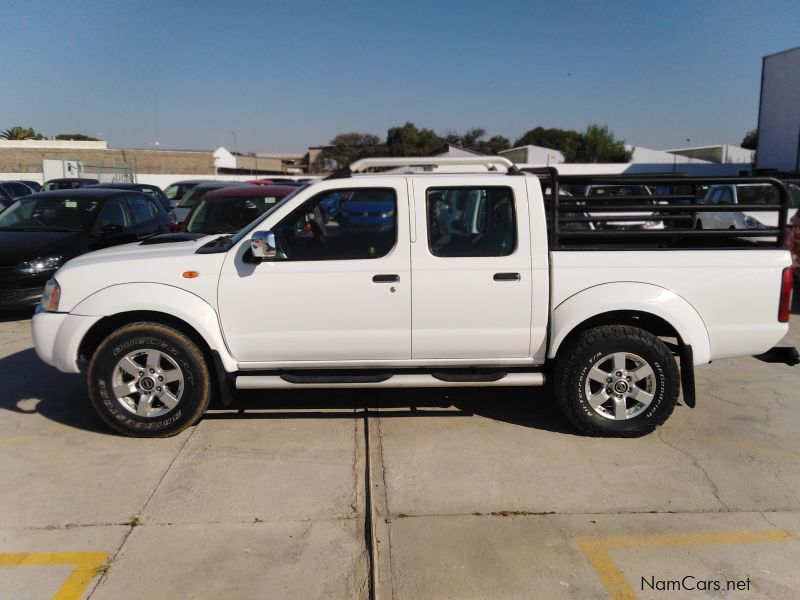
{"left": 87, "top": 322, "right": 211, "bottom": 437}
{"left": 553, "top": 325, "right": 679, "bottom": 437}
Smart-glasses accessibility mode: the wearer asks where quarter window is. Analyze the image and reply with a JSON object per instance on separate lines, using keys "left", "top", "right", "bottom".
{"left": 272, "top": 188, "right": 397, "bottom": 260}
{"left": 426, "top": 187, "right": 516, "bottom": 257}
{"left": 127, "top": 195, "right": 155, "bottom": 223}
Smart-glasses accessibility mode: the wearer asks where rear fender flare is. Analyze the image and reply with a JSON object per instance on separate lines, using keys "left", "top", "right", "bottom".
{"left": 549, "top": 282, "right": 711, "bottom": 366}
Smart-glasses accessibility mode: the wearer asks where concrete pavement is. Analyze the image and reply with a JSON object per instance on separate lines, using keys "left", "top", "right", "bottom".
{"left": 1, "top": 310, "right": 798, "bottom": 599}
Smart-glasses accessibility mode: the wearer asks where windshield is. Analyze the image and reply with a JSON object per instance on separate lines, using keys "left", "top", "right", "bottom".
{"left": 0, "top": 196, "right": 101, "bottom": 231}
{"left": 788, "top": 184, "right": 800, "bottom": 208}
{"left": 229, "top": 185, "right": 307, "bottom": 246}
{"left": 186, "top": 194, "right": 288, "bottom": 234}
{"left": 177, "top": 186, "right": 210, "bottom": 208}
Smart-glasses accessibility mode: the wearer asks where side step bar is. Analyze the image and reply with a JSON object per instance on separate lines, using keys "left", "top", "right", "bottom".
{"left": 236, "top": 372, "right": 545, "bottom": 390}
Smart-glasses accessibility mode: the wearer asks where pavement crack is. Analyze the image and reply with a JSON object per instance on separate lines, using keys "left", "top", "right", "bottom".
{"left": 657, "top": 429, "right": 731, "bottom": 510}
{"left": 375, "top": 411, "right": 396, "bottom": 600}
{"left": 86, "top": 424, "right": 199, "bottom": 598}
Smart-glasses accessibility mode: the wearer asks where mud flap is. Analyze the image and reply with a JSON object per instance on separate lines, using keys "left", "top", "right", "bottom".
{"left": 679, "top": 344, "right": 695, "bottom": 408}
{"left": 211, "top": 350, "right": 236, "bottom": 406}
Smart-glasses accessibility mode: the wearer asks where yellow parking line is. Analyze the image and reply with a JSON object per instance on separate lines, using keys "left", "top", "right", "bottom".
{"left": 576, "top": 530, "right": 793, "bottom": 600}
{"left": 0, "top": 435, "right": 33, "bottom": 449}
{"left": 0, "top": 552, "right": 109, "bottom": 600}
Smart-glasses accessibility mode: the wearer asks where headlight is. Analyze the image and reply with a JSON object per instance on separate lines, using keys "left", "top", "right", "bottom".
{"left": 642, "top": 221, "right": 664, "bottom": 230}
{"left": 16, "top": 256, "right": 62, "bottom": 275}
{"left": 743, "top": 216, "right": 765, "bottom": 230}
{"left": 40, "top": 279, "right": 61, "bottom": 312}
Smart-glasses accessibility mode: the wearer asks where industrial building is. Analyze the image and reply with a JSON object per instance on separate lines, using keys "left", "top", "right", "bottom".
{"left": 756, "top": 45, "right": 800, "bottom": 173}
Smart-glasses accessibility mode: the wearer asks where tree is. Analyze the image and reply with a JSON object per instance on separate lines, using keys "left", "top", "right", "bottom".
{"left": 55, "top": 133, "right": 99, "bottom": 141}
{"left": 514, "top": 126, "right": 582, "bottom": 156}
{"left": 386, "top": 122, "right": 441, "bottom": 156}
{"left": 741, "top": 129, "right": 758, "bottom": 150}
{"left": 567, "top": 124, "right": 631, "bottom": 163}
{"left": 315, "top": 132, "right": 385, "bottom": 171}
{"left": 440, "top": 128, "right": 509, "bottom": 154}
{"left": 485, "top": 135, "right": 511, "bottom": 155}
{"left": 0, "top": 126, "right": 44, "bottom": 140}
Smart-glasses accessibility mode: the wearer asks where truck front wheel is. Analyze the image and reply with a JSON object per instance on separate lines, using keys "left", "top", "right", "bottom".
{"left": 553, "top": 325, "right": 679, "bottom": 437}
{"left": 87, "top": 322, "right": 211, "bottom": 437}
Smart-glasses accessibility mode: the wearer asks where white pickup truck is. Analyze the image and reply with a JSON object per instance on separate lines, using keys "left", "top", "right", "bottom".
{"left": 31, "top": 157, "right": 798, "bottom": 438}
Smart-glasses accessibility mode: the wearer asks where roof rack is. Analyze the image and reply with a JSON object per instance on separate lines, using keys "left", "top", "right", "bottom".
{"left": 326, "top": 156, "right": 519, "bottom": 179}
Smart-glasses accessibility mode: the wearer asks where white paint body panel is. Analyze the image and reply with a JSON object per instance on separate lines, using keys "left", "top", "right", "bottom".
{"left": 217, "top": 178, "right": 411, "bottom": 362}
{"left": 408, "top": 175, "right": 539, "bottom": 359}
{"left": 29, "top": 171, "right": 791, "bottom": 381}
{"left": 549, "top": 250, "right": 790, "bottom": 362}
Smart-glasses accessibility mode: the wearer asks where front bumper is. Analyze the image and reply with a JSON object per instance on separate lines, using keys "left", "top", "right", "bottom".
{"left": 32, "top": 309, "right": 102, "bottom": 373}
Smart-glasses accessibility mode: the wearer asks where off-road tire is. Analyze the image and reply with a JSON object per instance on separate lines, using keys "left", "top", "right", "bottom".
{"left": 88, "top": 322, "right": 211, "bottom": 437}
{"left": 553, "top": 325, "right": 679, "bottom": 437}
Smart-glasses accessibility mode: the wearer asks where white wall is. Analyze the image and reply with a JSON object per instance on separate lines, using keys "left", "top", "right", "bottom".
{"left": 757, "top": 47, "right": 800, "bottom": 172}
{"left": 518, "top": 163, "right": 751, "bottom": 176}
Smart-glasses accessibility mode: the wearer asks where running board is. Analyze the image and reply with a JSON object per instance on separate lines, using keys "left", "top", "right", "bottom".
{"left": 235, "top": 372, "right": 545, "bottom": 390}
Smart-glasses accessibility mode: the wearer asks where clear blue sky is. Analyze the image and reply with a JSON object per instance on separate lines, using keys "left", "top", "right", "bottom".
{"left": 2, "top": 0, "right": 798, "bottom": 153}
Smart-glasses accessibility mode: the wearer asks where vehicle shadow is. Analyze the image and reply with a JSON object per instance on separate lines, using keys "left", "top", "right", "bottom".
{"left": 209, "top": 385, "right": 580, "bottom": 435}
{"left": 0, "top": 347, "right": 579, "bottom": 436}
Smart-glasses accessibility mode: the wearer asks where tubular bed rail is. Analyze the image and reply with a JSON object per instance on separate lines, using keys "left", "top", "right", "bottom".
{"left": 525, "top": 168, "right": 792, "bottom": 251}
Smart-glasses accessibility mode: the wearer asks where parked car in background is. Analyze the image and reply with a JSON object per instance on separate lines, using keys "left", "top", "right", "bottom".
{"left": 789, "top": 208, "right": 800, "bottom": 282}
{"left": 42, "top": 177, "right": 100, "bottom": 191}
{"left": 0, "top": 188, "right": 171, "bottom": 308}
{"left": 0, "top": 180, "right": 35, "bottom": 200}
{"left": 338, "top": 189, "right": 396, "bottom": 233}
{"left": 0, "top": 186, "right": 12, "bottom": 212}
{"left": 583, "top": 184, "right": 664, "bottom": 230}
{"left": 182, "top": 184, "right": 301, "bottom": 234}
{"left": 89, "top": 182, "right": 171, "bottom": 212}
{"left": 695, "top": 183, "right": 799, "bottom": 231}
{"left": 171, "top": 181, "right": 250, "bottom": 226}
{"left": 19, "top": 180, "right": 42, "bottom": 193}
{"left": 163, "top": 179, "right": 213, "bottom": 209}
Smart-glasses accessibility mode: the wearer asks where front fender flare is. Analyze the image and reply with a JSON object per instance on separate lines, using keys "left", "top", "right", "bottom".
{"left": 71, "top": 282, "right": 237, "bottom": 372}
{"left": 549, "top": 282, "right": 711, "bottom": 366}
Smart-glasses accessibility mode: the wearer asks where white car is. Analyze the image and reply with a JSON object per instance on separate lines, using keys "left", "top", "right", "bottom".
{"left": 31, "top": 157, "right": 797, "bottom": 438}
{"left": 695, "top": 183, "right": 799, "bottom": 231}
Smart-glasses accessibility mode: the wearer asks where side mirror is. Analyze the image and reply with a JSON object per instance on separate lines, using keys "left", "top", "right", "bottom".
{"left": 250, "top": 230, "right": 278, "bottom": 260}
{"left": 101, "top": 223, "right": 123, "bottom": 236}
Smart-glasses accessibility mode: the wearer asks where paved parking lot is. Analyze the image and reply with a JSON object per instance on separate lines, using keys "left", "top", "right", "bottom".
{"left": 1, "top": 308, "right": 799, "bottom": 599}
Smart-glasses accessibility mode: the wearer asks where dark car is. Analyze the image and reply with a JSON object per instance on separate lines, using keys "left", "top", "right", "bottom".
{"left": 163, "top": 179, "right": 213, "bottom": 209}
{"left": 171, "top": 181, "right": 251, "bottom": 226}
{"left": 182, "top": 184, "right": 301, "bottom": 234}
{"left": 89, "top": 182, "right": 171, "bottom": 212}
{"left": 0, "top": 186, "right": 14, "bottom": 213}
{"left": 0, "top": 181, "right": 35, "bottom": 200}
{"left": 42, "top": 177, "right": 100, "bottom": 191}
{"left": 19, "top": 180, "right": 42, "bottom": 193}
{"left": 0, "top": 188, "right": 171, "bottom": 308}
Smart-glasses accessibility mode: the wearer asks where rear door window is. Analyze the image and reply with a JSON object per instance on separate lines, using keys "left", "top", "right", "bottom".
{"left": 426, "top": 187, "right": 516, "bottom": 257}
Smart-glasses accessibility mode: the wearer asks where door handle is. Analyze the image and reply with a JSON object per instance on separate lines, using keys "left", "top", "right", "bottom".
{"left": 372, "top": 274, "right": 400, "bottom": 283}
{"left": 493, "top": 272, "right": 520, "bottom": 281}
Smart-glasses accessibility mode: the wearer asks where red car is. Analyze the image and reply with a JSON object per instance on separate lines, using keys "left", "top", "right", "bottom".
{"left": 789, "top": 208, "right": 800, "bottom": 281}
{"left": 180, "top": 184, "right": 300, "bottom": 234}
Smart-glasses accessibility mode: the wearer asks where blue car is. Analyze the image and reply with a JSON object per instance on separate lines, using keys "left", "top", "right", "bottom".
{"left": 338, "top": 191, "right": 395, "bottom": 233}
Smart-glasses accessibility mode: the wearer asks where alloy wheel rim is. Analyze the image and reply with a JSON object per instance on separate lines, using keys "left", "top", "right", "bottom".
{"left": 111, "top": 349, "right": 184, "bottom": 418}
{"left": 583, "top": 352, "right": 656, "bottom": 420}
